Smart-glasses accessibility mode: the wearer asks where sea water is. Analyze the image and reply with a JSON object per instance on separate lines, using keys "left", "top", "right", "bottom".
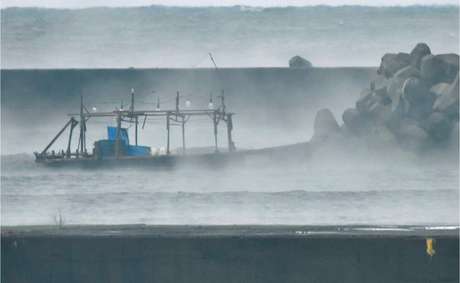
{"left": 1, "top": 154, "right": 458, "bottom": 226}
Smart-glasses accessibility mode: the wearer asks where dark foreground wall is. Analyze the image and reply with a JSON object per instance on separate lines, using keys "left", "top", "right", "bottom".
{"left": 2, "top": 226, "right": 459, "bottom": 283}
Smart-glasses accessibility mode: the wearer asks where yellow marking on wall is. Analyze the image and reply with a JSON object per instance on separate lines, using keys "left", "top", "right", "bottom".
{"left": 426, "top": 238, "right": 436, "bottom": 257}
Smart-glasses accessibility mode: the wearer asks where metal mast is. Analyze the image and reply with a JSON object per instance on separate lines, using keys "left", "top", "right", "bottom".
{"left": 131, "top": 88, "right": 138, "bottom": 146}
{"left": 79, "top": 95, "right": 86, "bottom": 155}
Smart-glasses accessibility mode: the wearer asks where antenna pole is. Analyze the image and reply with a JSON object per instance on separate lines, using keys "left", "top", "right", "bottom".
{"left": 208, "top": 53, "right": 218, "bottom": 69}
{"left": 176, "top": 91, "right": 180, "bottom": 114}
{"left": 130, "top": 88, "right": 135, "bottom": 113}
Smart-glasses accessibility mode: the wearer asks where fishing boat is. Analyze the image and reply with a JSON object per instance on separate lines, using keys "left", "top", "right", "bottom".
{"left": 34, "top": 89, "right": 237, "bottom": 167}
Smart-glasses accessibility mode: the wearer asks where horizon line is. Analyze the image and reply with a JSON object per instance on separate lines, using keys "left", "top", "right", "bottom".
{"left": 1, "top": 3, "right": 459, "bottom": 10}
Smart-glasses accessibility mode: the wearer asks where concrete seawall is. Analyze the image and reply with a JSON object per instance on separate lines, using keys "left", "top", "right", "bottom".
{"left": 2, "top": 225, "right": 458, "bottom": 283}
{"left": 1, "top": 67, "right": 375, "bottom": 153}
{"left": 1, "top": 67, "right": 375, "bottom": 110}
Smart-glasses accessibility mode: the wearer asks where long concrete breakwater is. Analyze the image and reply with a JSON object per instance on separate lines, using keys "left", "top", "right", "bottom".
{"left": 1, "top": 67, "right": 375, "bottom": 114}
{"left": 1, "top": 67, "right": 375, "bottom": 153}
{"left": 2, "top": 225, "right": 459, "bottom": 283}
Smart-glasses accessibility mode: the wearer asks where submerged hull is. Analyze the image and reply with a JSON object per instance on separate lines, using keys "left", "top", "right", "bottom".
{"left": 36, "top": 152, "right": 244, "bottom": 168}
{"left": 35, "top": 142, "right": 311, "bottom": 168}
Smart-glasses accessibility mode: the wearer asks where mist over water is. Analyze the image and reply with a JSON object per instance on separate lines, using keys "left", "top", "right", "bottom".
{"left": 1, "top": 68, "right": 374, "bottom": 154}
{"left": 1, "top": 5, "right": 459, "bottom": 227}
{"left": 2, "top": 153, "right": 458, "bottom": 226}
{"left": 1, "top": 68, "right": 459, "bottom": 225}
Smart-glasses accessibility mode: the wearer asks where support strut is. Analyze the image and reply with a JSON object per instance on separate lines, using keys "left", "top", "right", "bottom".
{"left": 226, "top": 113, "right": 235, "bottom": 152}
{"left": 213, "top": 111, "right": 218, "bottom": 152}
{"left": 40, "top": 117, "right": 77, "bottom": 157}
{"left": 166, "top": 112, "right": 171, "bottom": 155}
{"left": 115, "top": 113, "right": 122, "bottom": 159}
{"left": 66, "top": 119, "right": 79, "bottom": 158}
{"left": 181, "top": 115, "right": 186, "bottom": 154}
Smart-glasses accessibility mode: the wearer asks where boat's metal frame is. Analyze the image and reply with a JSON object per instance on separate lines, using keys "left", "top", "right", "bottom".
{"left": 34, "top": 90, "right": 236, "bottom": 164}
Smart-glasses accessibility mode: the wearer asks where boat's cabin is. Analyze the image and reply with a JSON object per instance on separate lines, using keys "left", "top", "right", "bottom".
{"left": 93, "top": 127, "right": 151, "bottom": 159}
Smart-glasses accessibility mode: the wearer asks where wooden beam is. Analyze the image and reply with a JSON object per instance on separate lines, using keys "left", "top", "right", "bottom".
{"left": 79, "top": 95, "right": 84, "bottom": 154}
{"left": 181, "top": 115, "right": 186, "bottom": 154}
{"left": 213, "top": 111, "right": 218, "bottom": 152}
{"left": 115, "top": 113, "right": 122, "bottom": 159}
{"left": 135, "top": 116, "right": 138, "bottom": 146}
{"left": 166, "top": 112, "right": 171, "bottom": 155}
{"left": 69, "top": 109, "right": 224, "bottom": 118}
{"left": 66, "top": 119, "right": 78, "bottom": 158}
{"left": 40, "top": 118, "right": 75, "bottom": 156}
{"left": 226, "top": 113, "right": 235, "bottom": 152}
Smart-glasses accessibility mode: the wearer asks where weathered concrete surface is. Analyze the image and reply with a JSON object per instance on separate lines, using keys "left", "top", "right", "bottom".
{"left": 2, "top": 225, "right": 459, "bottom": 283}
{"left": 1, "top": 67, "right": 375, "bottom": 121}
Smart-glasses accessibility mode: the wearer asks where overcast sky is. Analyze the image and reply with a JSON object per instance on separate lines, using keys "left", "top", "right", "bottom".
{"left": 1, "top": 0, "right": 458, "bottom": 8}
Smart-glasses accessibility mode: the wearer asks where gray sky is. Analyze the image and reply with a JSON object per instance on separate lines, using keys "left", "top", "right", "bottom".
{"left": 1, "top": 0, "right": 458, "bottom": 8}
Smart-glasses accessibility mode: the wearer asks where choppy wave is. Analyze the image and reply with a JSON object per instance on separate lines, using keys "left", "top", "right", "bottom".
{"left": 2, "top": 5, "right": 458, "bottom": 68}
{"left": 2, "top": 151, "right": 458, "bottom": 226}
{"left": 1, "top": 5, "right": 459, "bottom": 226}
{"left": 2, "top": 188, "right": 458, "bottom": 226}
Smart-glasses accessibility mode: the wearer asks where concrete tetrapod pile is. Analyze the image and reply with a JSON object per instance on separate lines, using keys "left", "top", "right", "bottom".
{"left": 311, "top": 43, "right": 459, "bottom": 156}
